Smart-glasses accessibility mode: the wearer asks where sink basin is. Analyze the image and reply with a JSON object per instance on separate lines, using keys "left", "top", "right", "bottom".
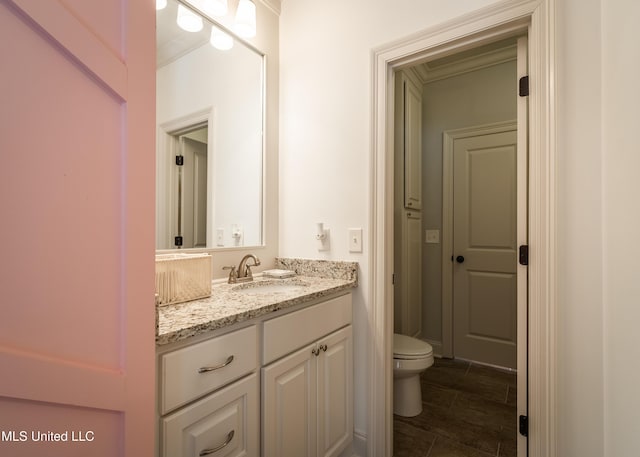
{"left": 232, "top": 281, "right": 309, "bottom": 295}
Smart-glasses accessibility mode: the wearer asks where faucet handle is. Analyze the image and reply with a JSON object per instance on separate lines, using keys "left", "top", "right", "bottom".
{"left": 223, "top": 265, "right": 238, "bottom": 283}
{"left": 243, "top": 264, "right": 254, "bottom": 280}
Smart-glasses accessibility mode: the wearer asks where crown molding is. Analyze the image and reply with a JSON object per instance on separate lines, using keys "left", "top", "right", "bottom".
{"left": 418, "top": 44, "right": 517, "bottom": 84}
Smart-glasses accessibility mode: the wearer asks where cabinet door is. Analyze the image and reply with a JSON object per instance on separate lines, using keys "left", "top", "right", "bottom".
{"left": 162, "top": 373, "right": 259, "bottom": 457}
{"left": 317, "top": 326, "right": 353, "bottom": 457}
{"left": 262, "top": 344, "right": 317, "bottom": 457}
{"left": 404, "top": 74, "right": 423, "bottom": 210}
{"left": 401, "top": 211, "right": 422, "bottom": 337}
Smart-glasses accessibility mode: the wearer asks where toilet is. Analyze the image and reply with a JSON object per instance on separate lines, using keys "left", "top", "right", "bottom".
{"left": 393, "top": 333, "right": 434, "bottom": 417}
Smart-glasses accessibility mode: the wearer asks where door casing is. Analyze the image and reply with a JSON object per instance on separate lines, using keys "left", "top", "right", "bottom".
{"left": 368, "top": 1, "right": 556, "bottom": 456}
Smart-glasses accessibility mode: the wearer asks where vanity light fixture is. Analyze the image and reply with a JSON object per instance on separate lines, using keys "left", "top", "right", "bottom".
{"left": 177, "top": 4, "right": 203, "bottom": 32}
{"left": 234, "top": 0, "right": 256, "bottom": 38}
{"left": 210, "top": 26, "right": 233, "bottom": 50}
{"left": 201, "top": 0, "right": 228, "bottom": 17}
{"left": 156, "top": 0, "right": 167, "bottom": 10}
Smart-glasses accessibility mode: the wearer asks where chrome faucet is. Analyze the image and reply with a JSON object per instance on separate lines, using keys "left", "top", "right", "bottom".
{"left": 224, "top": 254, "right": 261, "bottom": 284}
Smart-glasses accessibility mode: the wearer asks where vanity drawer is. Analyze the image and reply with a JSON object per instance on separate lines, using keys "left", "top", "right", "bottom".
{"left": 161, "top": 373, "right": 259, "bottom": 457}
{"left": 161, "top": 325, "right": 257, "bottom": 414}
{"left": 263, "top": 293, "right": 352, "bottom": 364}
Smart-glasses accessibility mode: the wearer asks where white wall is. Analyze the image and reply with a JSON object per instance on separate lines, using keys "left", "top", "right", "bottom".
{"left": 279, "top": 0, "right": 506, "bottom": 448}
{"left": 601, "top": 1, "right": 640, "bottom": 456}
{"left": 281, "top": 0, "right": 640, "bottom": 454}
{"left": 555, "top": 0, "right": 605, "bottom": 454}
{"left": 420, "top": 61, "right": 517, "bottom": 344}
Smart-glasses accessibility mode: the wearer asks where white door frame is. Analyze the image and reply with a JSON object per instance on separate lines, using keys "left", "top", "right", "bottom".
{"left": 368, "top": 1, "right": 556, "bottom": 456}
{"left": 441, "top": 120, "right": 518, "bottom": 360}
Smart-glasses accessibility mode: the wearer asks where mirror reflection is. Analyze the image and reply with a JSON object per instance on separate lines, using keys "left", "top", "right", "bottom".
{"left": 156, "top": 0, "right": 264, "bottom": 250}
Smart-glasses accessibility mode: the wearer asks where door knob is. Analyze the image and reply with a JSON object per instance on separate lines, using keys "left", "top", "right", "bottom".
{"left": 456, "top": 255, "right": 465, "bottom": 263}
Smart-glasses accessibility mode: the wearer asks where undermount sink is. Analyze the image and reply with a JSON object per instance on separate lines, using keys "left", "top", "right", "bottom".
{"left": 232, "top": 281, "right": 309, "bottom": 295}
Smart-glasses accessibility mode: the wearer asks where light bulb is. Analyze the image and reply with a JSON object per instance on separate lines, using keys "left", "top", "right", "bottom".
{"left": 201, "top": 0, "right": 227, "bottom": 17}
{"left": 234, "top": 0, "right": 256, "bottom": 38}
{"left": 210, "top": 27, "right": 233, "bottom": 50}
{"left": 156, "top": 0, "right": 167, "bottom": 10}
{"left": 177, "top": 4, "right": 203, "bottom": 32}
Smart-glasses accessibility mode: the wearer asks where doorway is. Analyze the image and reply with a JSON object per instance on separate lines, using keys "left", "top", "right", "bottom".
{"left": 393, "top": 41, "right": 522, "bottom": 456}
{"left": 368, "top": 2, "right": 556, "bottom": 456}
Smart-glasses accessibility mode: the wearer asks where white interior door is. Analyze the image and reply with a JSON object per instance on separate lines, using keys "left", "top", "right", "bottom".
{"left": 0, "top": 1, "right": 155, "bottom": 455}
{"left": 181, "top": 137, "right": 208, "bottom": 248}
{"left": 452, "top": 128, "right": 518, "bottom": 369}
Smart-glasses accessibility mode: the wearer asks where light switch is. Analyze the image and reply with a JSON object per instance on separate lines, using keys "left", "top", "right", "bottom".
{"left": 425, "top": 229, "right": 440, "bottom": 244}
{"left": 349, "top": 228, "right": 363, "bottom": 253}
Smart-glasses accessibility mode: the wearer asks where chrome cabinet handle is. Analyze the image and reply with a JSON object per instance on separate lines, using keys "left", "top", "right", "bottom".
{"left": 198, "top": 355, "right": 234, "bottom": 373}
{"left": 199, "top": 430, "right": 234, "bottom": 456}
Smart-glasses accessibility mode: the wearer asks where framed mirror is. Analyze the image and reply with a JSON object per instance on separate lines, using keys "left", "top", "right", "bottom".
{"left": 156, "top": 0, "right": 264, "bottom": 250}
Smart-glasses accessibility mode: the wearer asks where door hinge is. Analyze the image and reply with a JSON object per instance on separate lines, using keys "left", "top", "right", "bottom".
{"left": 519, "top": 245, "right": 529, "bottom": 266}
{"left": 174, "top": 236, "right": 183, "bottom": 247}
{"left": 519, "top": 415, "right": 529, "bottom": 437}
{"left": 392, "top": 273, "right": 395, "bottom": 285}
{"left": 519, "top": 76, "right": 529, "bottom": 97}
{"left": 175, "top": 155, "right": 184, "bottom": 166}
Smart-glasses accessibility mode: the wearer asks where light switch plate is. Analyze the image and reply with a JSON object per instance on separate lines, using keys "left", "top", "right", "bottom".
{"left": 349, "top": 228, "right": 363, "bottom": 253}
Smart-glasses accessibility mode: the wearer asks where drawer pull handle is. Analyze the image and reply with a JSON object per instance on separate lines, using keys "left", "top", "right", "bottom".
{"left": 199, "top": 430, "right": 234, "bottom": 456}
{"left": 320, "top": 344, "right": 328, "bottom": 352}
{"left": 311, "top": 347, "right": 320, "bottom": 356}
{"left": 198, "top": 355, "right": 234, "bottom": 373}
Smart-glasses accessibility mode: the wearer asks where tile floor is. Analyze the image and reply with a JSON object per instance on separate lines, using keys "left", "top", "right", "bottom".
{"left": 393, "top": 358, "right": 518, "bottom": 457}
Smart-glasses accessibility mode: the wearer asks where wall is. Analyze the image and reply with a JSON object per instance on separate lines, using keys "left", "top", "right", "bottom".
{"left": 281, "top": 0, "right": 640, "bottom": 455}
{"left": 419, "top": 61, "right": 517, "bottom": 345}
{"left": 555, "top": 0, "right": 605, "bottom": 454}
{"left": 601, "top": 1, "right": 640, "bottom": 456}
{"left": 279, "top": 0, "right": 508, "bottom": 449}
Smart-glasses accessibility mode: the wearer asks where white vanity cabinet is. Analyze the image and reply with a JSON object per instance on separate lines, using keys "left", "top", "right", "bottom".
{"left": 157, "top": 291, "right": 353, "bottom": 457}
{"left": 261, "top": 293, "right": 353, "bottom": 457}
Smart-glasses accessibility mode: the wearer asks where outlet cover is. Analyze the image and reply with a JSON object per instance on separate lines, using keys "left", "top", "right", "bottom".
{"left": 425, "top": 229, "right": 440, "bottom": 244}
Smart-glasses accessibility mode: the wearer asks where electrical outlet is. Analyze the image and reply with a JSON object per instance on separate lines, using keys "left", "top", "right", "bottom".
{"left": 425, "top": 230, "right": 440, "bottom": 244}
{"left": 216, "top": 228, "right": 224, "bottom": 247}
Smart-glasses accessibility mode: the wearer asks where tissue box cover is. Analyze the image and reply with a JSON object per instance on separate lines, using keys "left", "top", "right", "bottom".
{"left": 155, "top": 253, "right": 212, "bottom": 306}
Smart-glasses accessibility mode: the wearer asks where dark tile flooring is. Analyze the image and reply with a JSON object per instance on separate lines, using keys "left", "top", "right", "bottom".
{"left": 394, "top": 358, "right": 518, "bottom": 457}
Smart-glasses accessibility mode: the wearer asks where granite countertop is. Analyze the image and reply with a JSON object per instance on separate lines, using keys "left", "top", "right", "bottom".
{"left": 157, "top": 259, "right": 358, "bottom": 346}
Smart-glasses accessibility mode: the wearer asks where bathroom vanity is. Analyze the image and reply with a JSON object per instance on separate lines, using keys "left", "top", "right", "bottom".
{"left": 156, "top": 261, "right": 357, "bottom": 457}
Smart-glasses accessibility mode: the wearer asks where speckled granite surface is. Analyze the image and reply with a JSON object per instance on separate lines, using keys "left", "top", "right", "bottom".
{"left": 276, "top": 258, "right": 358, "bottom": 283}
{"left": 157, "top": 261, "right": 357, "bottom": 345}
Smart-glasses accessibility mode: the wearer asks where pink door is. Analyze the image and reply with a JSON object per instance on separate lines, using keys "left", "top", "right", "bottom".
{"left": 0, "top": 1, "right": 155, "bottom": 456}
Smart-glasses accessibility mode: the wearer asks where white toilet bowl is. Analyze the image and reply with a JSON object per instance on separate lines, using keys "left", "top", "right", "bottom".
{"left": 393, "top": 333, "right": 434, "bottom": 417}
